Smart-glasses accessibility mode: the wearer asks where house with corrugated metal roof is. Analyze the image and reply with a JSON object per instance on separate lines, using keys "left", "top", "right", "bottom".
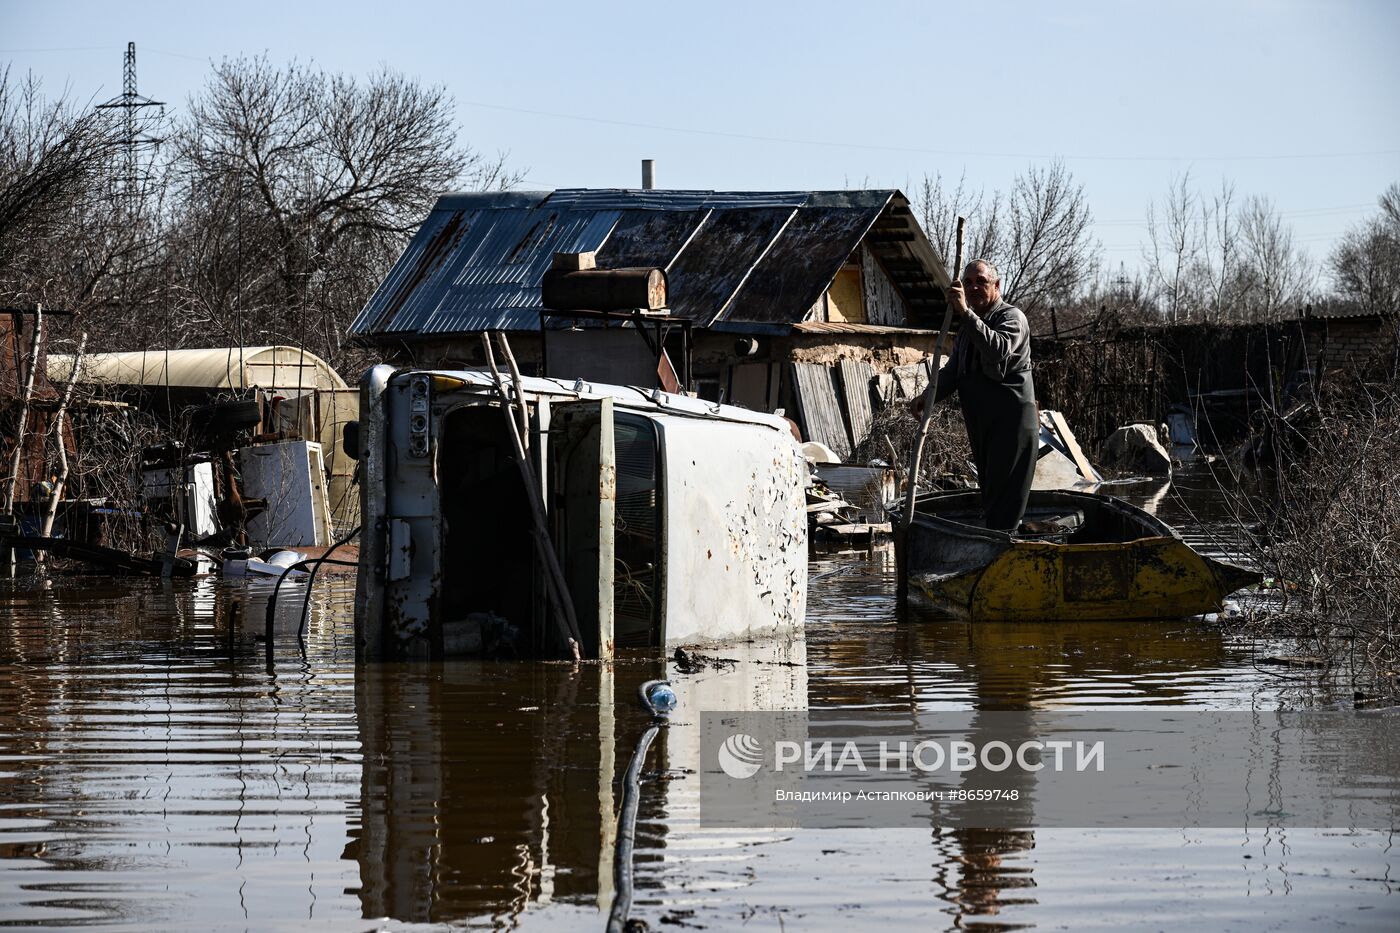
{"left": 348, "top": 188, "right": 953, "bottom": 459}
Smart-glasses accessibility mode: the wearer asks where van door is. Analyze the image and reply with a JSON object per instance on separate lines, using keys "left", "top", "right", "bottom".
{"left": 549, "top": 397, "right": 616, "bottom": 659}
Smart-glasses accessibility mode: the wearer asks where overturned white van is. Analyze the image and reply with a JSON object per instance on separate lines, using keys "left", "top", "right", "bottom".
{"left": 353, "top": 365, "right": 808, "bottom": 660}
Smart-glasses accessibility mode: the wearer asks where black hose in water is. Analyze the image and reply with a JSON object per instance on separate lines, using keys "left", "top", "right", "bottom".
{"left": 262, "top": 524, "right": 361, "bottom": 647}
{"left": 607, "top": 679, "right": 676, "bottom": 933}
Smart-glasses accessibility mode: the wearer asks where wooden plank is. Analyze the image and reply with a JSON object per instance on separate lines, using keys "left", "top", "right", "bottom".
{"left": 790, "top": 362, "right": 851, "bottom": 460}
{"left": 837, "top": 359, "right": 876, "bottom": 451}
{"left": 1047, "top": 409, "right": 1099, "bottom": 482}
{"left": 551, "top": 250, "right": 597, "bottom": 271}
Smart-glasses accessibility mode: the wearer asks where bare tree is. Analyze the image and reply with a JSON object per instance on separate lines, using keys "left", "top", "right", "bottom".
{"left": 0, "top": 69, "right": 124, "bottom": 309}
{"left": 1143, "top": 171, "right": 1205, "bottom": 324}
{"left": 1202, "top": 179, "right": 1243, "bottom": 323}
{"left": 1329, "top": 183, "right": 1400, "bottom": 317}
{"left": 1238, "top": 195, "right": 1312, "bottom": 320}
{"left": 913, "top": 161, "right": 1097, "bottom": 314}
{"left": 999, "top": 160, "right": 1098, "bottom": 313}
{"left": 912, "top": 171, "right": 1003, "bottom": 276}
{"left": 168, "top": 56, "right": 520, "bottom": 365}
{"left": 0, "top": 66, "right": 180, "bottom": 365}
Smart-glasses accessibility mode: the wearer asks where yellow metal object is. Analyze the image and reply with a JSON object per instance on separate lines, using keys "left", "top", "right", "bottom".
{"left": 915, "top": 537, "right": 1237, "bottom": 622}
{"left": 430, "top": 374, "right": 471, "bottom": 392}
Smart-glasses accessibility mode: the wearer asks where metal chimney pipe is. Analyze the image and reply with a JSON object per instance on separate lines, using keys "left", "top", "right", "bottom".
{"left": 641, "top": 159, "right": 655, "bottom": 190}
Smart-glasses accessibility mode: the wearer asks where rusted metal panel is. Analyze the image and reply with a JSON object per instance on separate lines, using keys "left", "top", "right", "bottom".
{"left": 790, "top": 362, "right": 850, "bottom": 460}
{"left": 716, "top": 202, "right": 885, "bottom": 325}
{"left": 664, "top": 207, "right": 796, "bottom": 322}
{"left": 1063, "top": 548, "right": 1133, "bottom": 601}
{"left": 594, "top": 209, "right": 709, "bottom": 268}
{"left": 837, "top": 359, "right": 876, "bottom": 450}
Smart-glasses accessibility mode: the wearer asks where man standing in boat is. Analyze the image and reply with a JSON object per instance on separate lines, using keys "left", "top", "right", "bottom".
{"left": 917, "top": 260, "right": 1037, "bottom": 532}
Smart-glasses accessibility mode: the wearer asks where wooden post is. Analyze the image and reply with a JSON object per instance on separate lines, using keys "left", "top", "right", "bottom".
{"left": 499, "top": 335, "right": 531, "bottom": 452}
{"left": 4, "top": 304, "right": 42, "bottom": 577}
{"left": 897, "top": 219, "right": 964, "bottom": 604}
{"left": 38, "top": 332, "right": 87, "bottom": 553}
{"left": 481, "top": 334, "right": 584, "bottom": 657}
{"left": 3, "top": 304, "right": 42, "bottom": 514}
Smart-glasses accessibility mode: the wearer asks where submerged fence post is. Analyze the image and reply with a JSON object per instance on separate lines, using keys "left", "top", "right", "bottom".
{"left": 4, "top": 304, "right": 43, "bottom": 577}
{"left": 38, "top": 332, "right": 87, "bottom": 552}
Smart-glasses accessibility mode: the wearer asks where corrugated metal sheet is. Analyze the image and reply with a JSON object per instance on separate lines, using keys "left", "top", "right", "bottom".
{"left": 813, "top": 463, "right": 895, "bottom": 521}
{"left": 350, "top": 188, "right": 946, "bottom": 339}
{"left": 666, "top": 207, "right": 796, "bottom": 322}
{"left": 837, "top": 359, "right": 876, "bottom": 450}
{"left": 595, "top": 209, "right": 709, "bottom": 268}
{"left": 790, "top": 362, "right": 851, "bottom": 459}
{"left": 791, "top": 322, "right": 934, "bottom": 335}
{"left": 718, "top": 201, "right": 886, "bottom": 325}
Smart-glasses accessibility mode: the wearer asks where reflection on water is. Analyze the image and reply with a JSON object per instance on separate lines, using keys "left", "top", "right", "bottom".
{"left": 0, "top": 469, "right": 1394, "bottom": 930}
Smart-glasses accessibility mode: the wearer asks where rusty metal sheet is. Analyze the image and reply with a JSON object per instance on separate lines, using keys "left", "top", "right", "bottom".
{"left": 716, "top": 200, "right": 886, "bottom": 325}
{"left": 595, "top": 209, "right": 709, "bottom": 269}
{"left": 350, "top": 195, "right": 620, "bottom": 337}
{"left": 1063, "top": 548, "right": 1135, "bottom": 601}
{"left": 837, "top": 359, "right": 876, "bottom": 450}
{"left": 666, "top": 207, "right": 796, "bottom": 322}
{"left": 790, "top": 362, "right": 850, "bottom": 460}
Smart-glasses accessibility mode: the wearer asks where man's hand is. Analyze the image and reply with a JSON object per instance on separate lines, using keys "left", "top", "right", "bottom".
{"left": 910, "top": 392, "right": 926, "bottom": 420}
{"left": 945, "top": 281, "right": 971, "bottom": 319}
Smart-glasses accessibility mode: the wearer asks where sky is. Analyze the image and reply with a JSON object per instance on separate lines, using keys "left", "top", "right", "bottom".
{"left": 3, "top": 0, "right": 1398, "bottom": 283}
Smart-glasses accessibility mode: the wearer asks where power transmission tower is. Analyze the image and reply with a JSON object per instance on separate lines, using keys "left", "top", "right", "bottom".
{"left": 96, "top": 42, "right": 165, "bottom": 205}
{"left": 1113, "top": 262, "right": 1131, "bottom": 303}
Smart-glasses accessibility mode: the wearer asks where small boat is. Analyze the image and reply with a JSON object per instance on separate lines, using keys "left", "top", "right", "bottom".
{"left": 893, "top": 488, "right": 1259, "bottom": 621}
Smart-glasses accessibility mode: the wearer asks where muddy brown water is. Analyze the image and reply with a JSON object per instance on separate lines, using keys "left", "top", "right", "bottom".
{"left": 1, "top": 465, "right": 1395, "bottom": 931}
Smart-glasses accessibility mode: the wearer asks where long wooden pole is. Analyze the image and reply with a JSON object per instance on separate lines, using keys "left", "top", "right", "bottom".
{"left": 3, "top": 304, "right": 43, "bottom": 515}
{"left": 3, "top": 304, "right": 42, "bottom": 577}
{"left": 896, "top": 219, "right": 964, "bottom": 603}
{"left": 498, "top": 334, "right": 531, "bottom": 451}
{"left": 481, "top": 334, "right": 584, "bottom": 657}
{"left": 37, "top": 332, "right": 87, "bottom": 552}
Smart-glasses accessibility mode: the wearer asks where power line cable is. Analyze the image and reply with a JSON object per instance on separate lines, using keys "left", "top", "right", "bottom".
{"left": 462, "top": 99, "right": 1400, "bottom": 163}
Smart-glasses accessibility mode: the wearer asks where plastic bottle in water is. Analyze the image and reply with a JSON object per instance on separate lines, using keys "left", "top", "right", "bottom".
{"left": 645, "top": 682, "right": 678, "bottom": 716}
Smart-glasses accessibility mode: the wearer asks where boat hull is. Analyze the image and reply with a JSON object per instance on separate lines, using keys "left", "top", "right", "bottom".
{"left": 897, "top": 489, "right": 1259, "bottom": 621}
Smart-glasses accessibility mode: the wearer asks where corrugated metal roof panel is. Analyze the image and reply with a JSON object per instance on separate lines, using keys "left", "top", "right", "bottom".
{"left": 352, "top": 202, "right": 620, "bottom": 337}
{"left": 350, "top": 188, "right": 948, "bottom": 338}
{"left": 545, "top": 188, "right": 814, "bottom": 211}
{"left": 666, "top": 207, "right": 796, "bottom": 322}
{"left": 791, "top": 322, "right": 935, "bottom": 335}
{"left": 716, "top": 199, "right": 887, "bottom": 324}
{"left": 434, "top": 190, "right": 552, "bottom": 212}
{"left": 595, "top": 209, "right": 710, "bottom": 268}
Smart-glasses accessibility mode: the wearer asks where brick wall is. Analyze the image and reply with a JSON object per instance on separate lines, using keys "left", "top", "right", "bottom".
{"left": 1318, "top": 319, "right": 1390, "bottom": 365}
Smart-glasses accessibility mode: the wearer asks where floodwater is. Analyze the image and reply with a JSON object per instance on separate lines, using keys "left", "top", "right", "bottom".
{"left": 1, "top": 464, "right": 1395, "bottom": 931}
